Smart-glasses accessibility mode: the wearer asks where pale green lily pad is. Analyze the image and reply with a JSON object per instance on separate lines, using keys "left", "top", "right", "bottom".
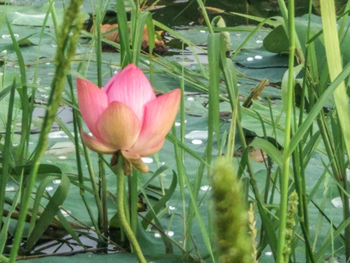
{"left": 175, "top": 26, "right": 269, "bottom": 51}
{"left": 20, "top": 252, "right": 184, "bottom": 263}
{"left": 46, "top": 141, "right": 76, "bottom": 156}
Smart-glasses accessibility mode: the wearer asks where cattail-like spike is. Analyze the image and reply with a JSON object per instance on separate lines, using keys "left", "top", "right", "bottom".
{"left": 211, "top": 157, "right": 253, "bottom": 263}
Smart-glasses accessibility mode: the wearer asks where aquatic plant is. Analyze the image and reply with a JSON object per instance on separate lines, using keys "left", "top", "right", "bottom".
{"left": 77, "top": 64, "right": 181, "bottom": 172}
{"left": 211, "top": 157, "right": 253, "bottom": 263}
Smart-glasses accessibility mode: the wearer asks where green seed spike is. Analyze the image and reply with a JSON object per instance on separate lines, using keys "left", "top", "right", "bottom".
{"left": 248, "top": 203, "right": 258, "bottom": 263}
{"left": 211, "top": 157, "right": 253, "bottom": 263}
{"left": 211, "top": 16, "right": 231, "bottom": 56}
{"left": 283, "top": 191, "right": 299, "bottom": 262}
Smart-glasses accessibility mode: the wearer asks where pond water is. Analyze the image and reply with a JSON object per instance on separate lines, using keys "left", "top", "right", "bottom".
{"left": 0, "top": 0, "right": 349, "bottom": 262}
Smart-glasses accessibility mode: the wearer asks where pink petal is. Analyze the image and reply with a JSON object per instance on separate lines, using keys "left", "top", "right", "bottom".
{"left": 97, "top": 101, "right": 141, "bottom": 150}
{"left": 121, "top": 150, "right": 140, "bottom": 160}
{"left": 130, "top": 158, "right": 149, "bottom": 173}
{"left": 76, "top": 78, "right": 108, "bottom": 138}
{"left": 103, "top": 64, "right": 156, "bottom": 121}
{"left": 81, "top": 130, "right": 117, "bottom": 154}
{"left": 123, "top": 139, "right": 164, "bottom": 159}
{"left": 128, "top": 89, "right": 181, "bottom": 156}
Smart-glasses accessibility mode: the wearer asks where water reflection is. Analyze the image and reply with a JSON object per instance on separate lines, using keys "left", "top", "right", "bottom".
{"left": 141, "top": 157, "right": 153, "bottom": 164}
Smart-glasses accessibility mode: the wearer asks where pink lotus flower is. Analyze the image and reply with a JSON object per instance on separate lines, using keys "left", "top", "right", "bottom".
{"left": 76, "top": 64, "right": 181, "bottom": 163}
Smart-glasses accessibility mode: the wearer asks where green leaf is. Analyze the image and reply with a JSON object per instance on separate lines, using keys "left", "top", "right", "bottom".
{"left": 263, "top": 25, "right": 289, "bottom": 53}
{"left": 141, "top": 171, "right": 177, "bottom": 229}
{"left": 18, "top": 35, "right": 36, "bottom": 47}
{"left": 25, "top": 174, "right": 70, "bottom": 251}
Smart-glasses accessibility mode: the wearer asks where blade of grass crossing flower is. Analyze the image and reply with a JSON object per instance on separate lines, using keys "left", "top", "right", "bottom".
{"left": 69, "top": 95, "right": 101, "bottom": 232}
{"left": 116, "top": 0, "right": 132, "bottom": 67}
{"left": 95, "top": 0, "right": 109, "bottom": 241}
{"left": 79, "top": 128, "right": 104, "bottom": 234}
{"left": 179, "top": 49, "right": 187, "bottom": 244}
{"left": 0, "top": 80, "right": 16, "bottom": 230}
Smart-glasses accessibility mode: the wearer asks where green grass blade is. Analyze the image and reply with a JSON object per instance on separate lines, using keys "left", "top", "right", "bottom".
{"left": 196, "top": 0, "right": 213, "bottom": 33}
{"left": 141, "top": 171, "right": 177, "bottom": 228}
{"left": 320, "top": 0, "right": 350, "bottom": 159}
{"left": 0, "top": 80, "right": 16, "bottom": 234}
{"left": 207, "top": 33, "right": 222, "bottom": 162}
{"left": 132, "top": 12, "right": 153, "bottom": 65}
{"left": 288, "top": 61, "right": 350, "bottom": 155}
{"left": 6, "top": 18, "right": 30, "bottom": 161}
{"left": 315, "top": 217, "right": 350, "bottom": 261}
{"left": 27, "top": 175, "right": 61, "bottom": 236}
{"left": 116, "top": 0, "right": 131, "bottom": 67}
{"left": 25, "top": 174, "right": 71, "bottom": 251}
{"left": 0, "top": 189, "right": 21, "bottom": 254}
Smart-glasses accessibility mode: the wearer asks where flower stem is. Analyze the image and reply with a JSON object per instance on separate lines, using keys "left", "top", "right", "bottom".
{"left": 117, "top": 159, "right": 147, "bottom": 263}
